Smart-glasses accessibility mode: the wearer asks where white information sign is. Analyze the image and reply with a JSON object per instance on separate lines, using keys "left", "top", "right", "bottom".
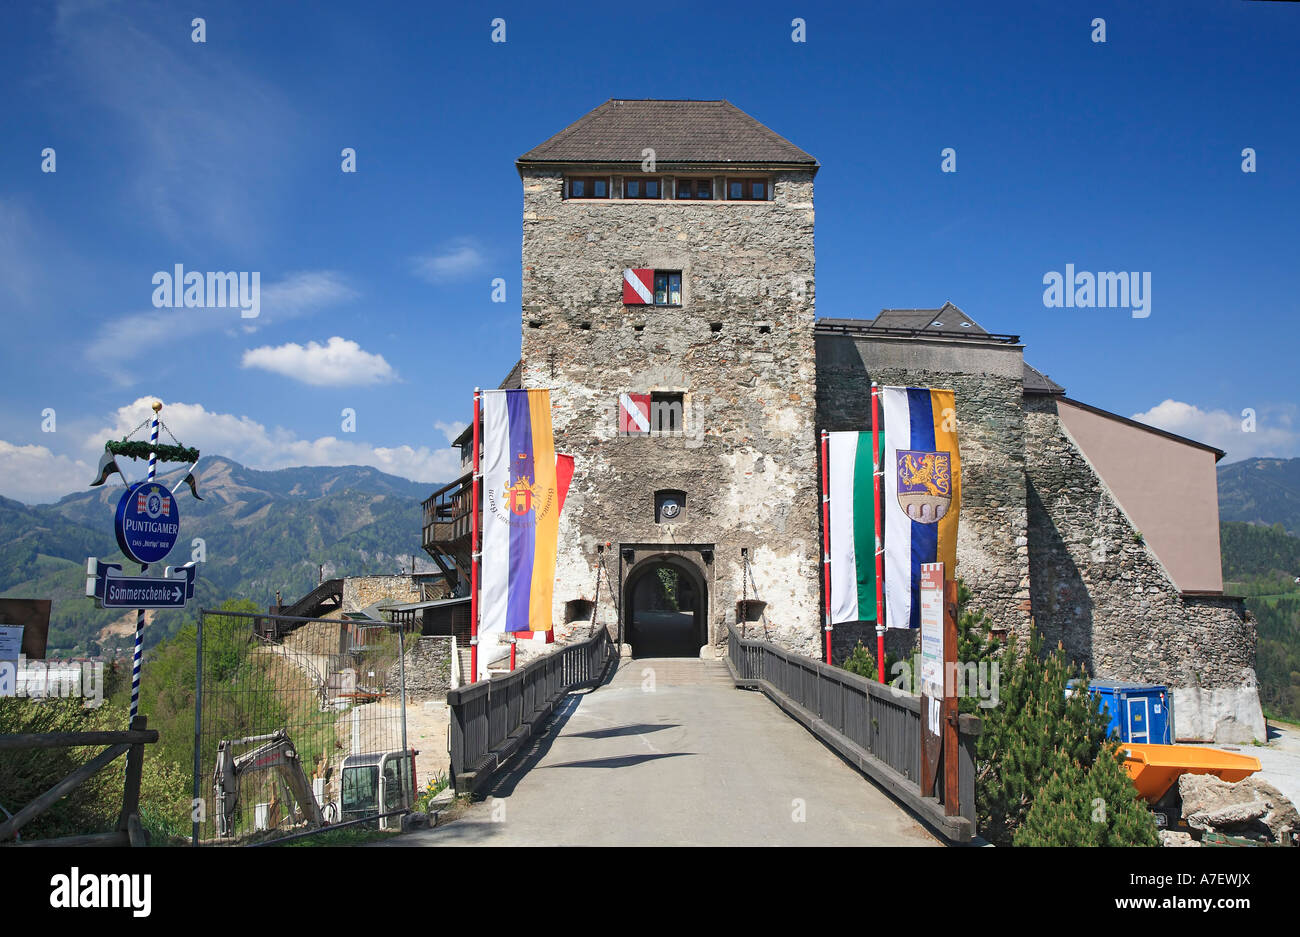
{"left": 919, "top": 563, "right": 944, "bottom": 699}
{"left": 0, "top": 625, "right": 23, "bottom": 662}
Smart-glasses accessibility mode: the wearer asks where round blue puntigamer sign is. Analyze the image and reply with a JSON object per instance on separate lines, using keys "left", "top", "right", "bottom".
{"left": 115, "top": 481, "right": 182, "bottom": 565}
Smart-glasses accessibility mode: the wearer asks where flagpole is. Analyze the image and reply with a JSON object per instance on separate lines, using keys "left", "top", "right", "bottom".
{"left": 169, "top": 460, "right": 199, "bottom": 496}
{"left": 129, "top": 401, "right": 161, "bottom": 723}
{"left": 470, "top": 389, "right": 482, "bottom": 684}
{"left": 819, "top": 429, "right": 832, "bottom": 665}
{"left": 872, "top": 383, "right": 885, "bottom": 683}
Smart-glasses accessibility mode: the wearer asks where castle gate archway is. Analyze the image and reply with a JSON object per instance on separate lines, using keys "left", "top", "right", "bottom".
{"left": 622, "top": 553, "right": 708, "bottom": 658}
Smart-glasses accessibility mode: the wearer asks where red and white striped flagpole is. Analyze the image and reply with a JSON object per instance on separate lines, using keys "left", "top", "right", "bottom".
{"left": 872, "top": 383, "right": 885, "bottom": 683}
{"left": 129, "top": 400, "right": 161, "bottom": 722}
{"left": 470, "top": 389, "right": 482, "bottom": 684}
{"left": 819, "top": 429, "right": 832, "bottom": 665}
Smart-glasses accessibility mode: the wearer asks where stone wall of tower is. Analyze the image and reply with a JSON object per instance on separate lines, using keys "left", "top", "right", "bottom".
{"left": 519, "top": 168, "right": 822, "bottom": 655}
{"left": 814, "top": 334, "right": 1033, "bottom": 660}
{"left": 1023, "top": 394, "right": 1263, "bottom": 742}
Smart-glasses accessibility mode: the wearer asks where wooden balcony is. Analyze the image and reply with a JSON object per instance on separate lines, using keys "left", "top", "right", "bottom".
{"left": 422, "top": 473, "right": 474, "bottom": 578}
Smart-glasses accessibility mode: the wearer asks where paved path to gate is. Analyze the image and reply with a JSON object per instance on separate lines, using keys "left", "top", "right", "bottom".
{"left": 387, "top": 658, "right": 938, "bottom": 847}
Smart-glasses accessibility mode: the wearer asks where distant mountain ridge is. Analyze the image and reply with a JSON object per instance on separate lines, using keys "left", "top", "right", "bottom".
{"left": 1217, "top": 457, "right": 1300, "bottom": 536}
{"left": 0, "top": 457, "right": 440, "bottom": 655}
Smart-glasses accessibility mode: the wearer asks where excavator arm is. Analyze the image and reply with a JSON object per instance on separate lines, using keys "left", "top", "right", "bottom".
{"left": 213, "top": 730, "right": 326, "bottom": 838}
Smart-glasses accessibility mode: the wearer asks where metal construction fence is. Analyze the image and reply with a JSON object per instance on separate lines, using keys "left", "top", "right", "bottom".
{"left": 726, "top": 621, "right": 978, "bottom": 842}
{"left": 192, "top": 609, "right": 414, "bottom": 845}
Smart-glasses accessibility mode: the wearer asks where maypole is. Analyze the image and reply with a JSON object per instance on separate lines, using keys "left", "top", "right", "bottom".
{"left": 872, "top": 382, "right": 885, "bottom": 683}
{"left": 129, "top": 401, "right": 162, "bottom": 722}
{"left": 469, "top": 389, "right": 482, "bottom": 683}
{"left": 88, "top": 400, "right": 200, "bottom": 731}
{"left": 819, "top": 429, "right": 832, "bottom": 665}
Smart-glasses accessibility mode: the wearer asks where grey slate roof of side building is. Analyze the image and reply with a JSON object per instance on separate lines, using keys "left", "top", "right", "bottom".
{"left": 818, "top": 302, "right": 993, "bottom": 338}
{"left": 500, "top": 359, "right": 522, "bottom": 390}
{"left": 1022, "top": 363, "right": 1065, "bottom": 396}
{"left": 518, "top": 99, "right": 818, "bottom": 167}
{"left": 871, "top": 303, "right": 988, "bottom": 334}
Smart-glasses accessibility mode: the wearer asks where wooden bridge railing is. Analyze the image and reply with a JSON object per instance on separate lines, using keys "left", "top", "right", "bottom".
{"left": 447, "top": 627, "right": 616, "bottom": 794}
{"left": 726, "top": 623, "right": 979, "bottom": 843}
{"left": 0, "top": 715, "right": 158, "bottom": 847}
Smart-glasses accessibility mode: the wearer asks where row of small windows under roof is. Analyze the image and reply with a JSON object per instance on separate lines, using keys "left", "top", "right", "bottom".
{"left": 566, "top": 176, "right": 769, "bottom": 201}
{"left": 530, "top": 320, "right": 773, "bottom": 334}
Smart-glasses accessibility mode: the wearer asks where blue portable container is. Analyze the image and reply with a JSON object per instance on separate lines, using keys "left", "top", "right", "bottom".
{"left": 1065, "top": 680, "right": 1173, "bottom": 744}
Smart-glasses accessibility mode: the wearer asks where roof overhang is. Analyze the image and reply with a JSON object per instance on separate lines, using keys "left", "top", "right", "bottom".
{"left": 517, "top": 159, "right": 819, "bottom": 176}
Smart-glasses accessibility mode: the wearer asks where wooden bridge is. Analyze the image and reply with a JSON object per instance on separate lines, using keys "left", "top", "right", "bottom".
{"left": 398, "top": 624, "right": 980, "bottom": 846}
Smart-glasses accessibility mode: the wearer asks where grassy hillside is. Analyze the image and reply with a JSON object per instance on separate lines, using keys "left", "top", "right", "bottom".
{"left": 0, "top": 457, "right": 437, "bottom": 655}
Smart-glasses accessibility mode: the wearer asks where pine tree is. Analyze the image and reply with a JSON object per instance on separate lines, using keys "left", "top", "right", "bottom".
{"left": 1013, "top": 756, "right": 1093, "bottom": 846}
{"left": 842, "top": 641, "right": 876, "bottom": 680}
{"left": 1083, "top": 741, "right": 1161, "bottom": 846}
{"left": 1016, "top": 741, "right": 1160, "bottom": 846}
{"left": 968, "top": 615, "right": 1111, "bottom": 845}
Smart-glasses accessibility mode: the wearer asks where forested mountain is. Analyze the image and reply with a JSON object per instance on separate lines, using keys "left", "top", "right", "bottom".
{"left": 1218, "top": 457, "right": 1300, "bottom": 536}
{"left": 1219, "top": 521, "right": 1300, "bottom": 723}
{"left": 0, "top": 458, "right": 434, "bottom": 655}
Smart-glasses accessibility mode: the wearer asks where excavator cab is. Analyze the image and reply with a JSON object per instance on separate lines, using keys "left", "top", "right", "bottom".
{"left": 340, "top": 749, "right": 417, "bottom": 830}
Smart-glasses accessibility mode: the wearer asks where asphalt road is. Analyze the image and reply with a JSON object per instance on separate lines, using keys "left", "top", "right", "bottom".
{"left": 385, "top": 658, "right": 938, "bottom": 847}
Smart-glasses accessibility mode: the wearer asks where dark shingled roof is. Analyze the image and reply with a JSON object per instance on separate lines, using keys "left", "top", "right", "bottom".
{"left": 499, "top": 359, "right": 522, "bottom": 390}
{"left": 816, "top": 303, "right": 1016, "bottom": 343}
{"left": 871, "top": 303, "right": 987, "bottom": 334}
{"left": 1023, "top": 362, "right": 1065, "bottom": 396}
{"left": 518, "top": 99, "right": 818, "bottom": 167}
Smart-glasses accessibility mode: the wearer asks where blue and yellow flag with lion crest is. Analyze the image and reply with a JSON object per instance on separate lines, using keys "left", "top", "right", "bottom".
{"left": 881, "top": 386, "right": 962, "bottom": 629}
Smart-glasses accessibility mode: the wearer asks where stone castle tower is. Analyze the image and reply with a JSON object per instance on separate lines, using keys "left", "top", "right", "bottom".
{"left": 432, "top": 97, "right": 1265, "bottom": 741}
{"left": 516, "top": 99, "right": 823, "bottom": 656}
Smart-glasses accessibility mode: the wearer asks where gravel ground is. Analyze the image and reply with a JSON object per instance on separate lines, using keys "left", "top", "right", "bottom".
{"left": 340, "top": 699, "right": 450, "bottom": 792}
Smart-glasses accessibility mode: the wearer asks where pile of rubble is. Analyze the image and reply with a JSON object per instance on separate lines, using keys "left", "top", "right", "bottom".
{"left": 1160, "top": 774, "right": 1298, "bottom": 846}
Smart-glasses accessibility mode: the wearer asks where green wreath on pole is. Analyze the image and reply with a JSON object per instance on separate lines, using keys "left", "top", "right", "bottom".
{"left": 106, "top": 439, "right": 200, "bottom": 464}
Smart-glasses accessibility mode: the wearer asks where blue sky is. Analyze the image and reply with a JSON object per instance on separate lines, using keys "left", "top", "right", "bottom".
{"left": 1, "top": 0, "right": 1297, "bottom": 503}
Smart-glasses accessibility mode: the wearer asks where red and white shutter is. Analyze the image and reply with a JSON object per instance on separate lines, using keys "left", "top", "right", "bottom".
{"left": 619, "top": 393, "right": 651, "bottom": 435}
{"left": 622, "top": 268, "right": 654, "bottom": 305}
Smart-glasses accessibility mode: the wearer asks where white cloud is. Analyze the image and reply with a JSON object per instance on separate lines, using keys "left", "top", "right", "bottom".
{"left": 241, "top": 336, "right": 398, "bottom": 386}
{"left": 0, "top": 441, "right": 93, "bottom": 505}
{"left": 81, "top": 397, "right": 462, "bottom": 487}
{"left": 1130, "top": 400, "right": 1300, "bottom": 463}
{"left": 85, "top": 271, "right": 356, "bottom": 377}
{"left": 412, "top": 239, "right": 487, "bottom": 283}
{"left": 435, "top": 420, "right": 468, "bottom": 445}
